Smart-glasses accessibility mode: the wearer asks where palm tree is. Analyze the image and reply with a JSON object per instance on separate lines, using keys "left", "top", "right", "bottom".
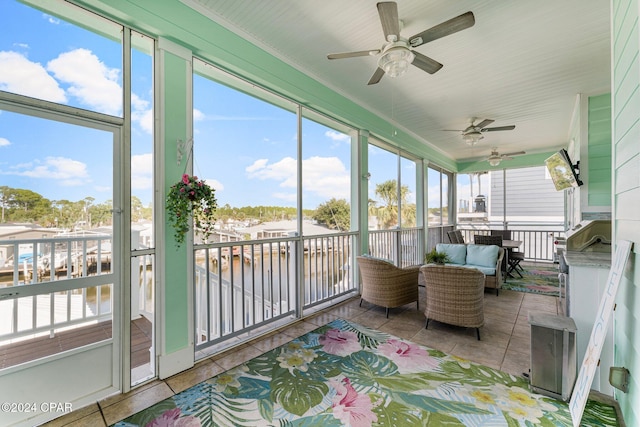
{"left": 374, "top": 179, "right": 410, "bottom": 229}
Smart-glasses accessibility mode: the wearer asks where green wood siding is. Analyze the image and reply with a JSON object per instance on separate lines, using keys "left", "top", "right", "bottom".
{"left": 587, "top": 94, "right": 612, "bottom": 207}
{"left": 612, "top": 1, "right": 640, "bottom": 425}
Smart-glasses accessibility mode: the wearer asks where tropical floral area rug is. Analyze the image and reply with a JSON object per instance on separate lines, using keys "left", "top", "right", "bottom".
{"left": 502, "top": 264, "right": 561, "bottom": 297}
{"left": 114, "top": 319, "right": 618, "bottom": 427}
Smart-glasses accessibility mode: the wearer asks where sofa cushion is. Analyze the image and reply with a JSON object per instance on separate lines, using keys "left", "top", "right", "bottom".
{"left": 462, "top": 264, "right": 496, "bottom": 276}
{"left": 435, "top": 243, "right": 467, "bottom": 265}
{"left": 466, "top": 244, "right": 500, "bottom": 268}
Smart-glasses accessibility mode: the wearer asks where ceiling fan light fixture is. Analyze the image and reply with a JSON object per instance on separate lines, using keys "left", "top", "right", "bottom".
{"left": 463, "top": 131, "right": 483, "bottom": 145}
{"left": 378, "top": 46, "right": 415, "bottom": 78}
{"left": 488, "top": 157, "right": 502, "bottom": 167}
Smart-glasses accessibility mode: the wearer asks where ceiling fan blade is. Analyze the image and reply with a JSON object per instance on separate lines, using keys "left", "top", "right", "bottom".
{"left": 482, "top": 125, "right": 516, "bottom": 132}
{"left": 411, "top": 52, "right": 443, "bottom": 74}
{"left": 327, "top": 50, "right": 380, "bottom": 60}
{"left": 377, "top": 2, "right": 400, "bottom": 40}
{"left": 502, "top": 151, "right": 526, "bottom": 157}
{"left": 475, "top": 119, "right": 495, "bottom": 129}
{"left": 367, "top": 67, "right": 386, "bottom": 85}
{"left": 409, "top": 11, "right": 475, "bottom": 48}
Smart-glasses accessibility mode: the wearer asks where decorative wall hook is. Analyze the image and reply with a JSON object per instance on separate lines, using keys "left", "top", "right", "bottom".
{"left": 177, "top": 137, "right": 193, "bottom": 166}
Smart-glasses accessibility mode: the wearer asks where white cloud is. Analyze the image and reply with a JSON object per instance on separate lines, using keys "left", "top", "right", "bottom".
{"left": 193, "top": 108, "right": 205, "bottom": 121}
{"left": 272, "top": 192, "right": 297, "bottom": 202}
{"left": 12, "top": 156, "right": 89, "bottom": 186}
{"left": 47, "top": 48, "right": 122, "bottom": 115}
{"left": 205, "top": 178, "right": 224, "bottom": 192}
{"left": 13, "top": 43, "right": 29, "bottom": 49}
{"left": 132, "top": 108, "right": 153, "bottom": 134}
{"left": 246, "top": 158, "right": 269, "bottom": 174}
{"left": 0, "top": 137, "right": 10, "bottom": 147}
{"left": 131, "top": 93, "right": 148, "bottom": 111}
{"left": 43, "top": 14, "right": 60, "bottom": 25}
{"left": 301, "top": 156, "right": 350, "bottom": 199}
{"left": 325, "top": 130, "right": 349, "bottom": 142}
{"left": 131, "top": 94, "right": 152, "bottom": 133}
{"left": 246, "top": 156, "right": 296, "bottom": 188}
{"left": 0, "top": 51, "right": 66, "bottom": 102}
{"left": 131, "top": 153, "right": 152, "bottom": 190}
{"left": 246, "top": 156, "right": 350, "bottom": 200}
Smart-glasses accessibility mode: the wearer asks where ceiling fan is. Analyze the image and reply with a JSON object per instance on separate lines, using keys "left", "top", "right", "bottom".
{"left": 327, "top": 2, "right": 475, "bottom": 85}
{"left": 444, "top": 118, "right": 516, "bottom": 145}
{"left": 486, "top": 148, "right": 526, "bottom": 167}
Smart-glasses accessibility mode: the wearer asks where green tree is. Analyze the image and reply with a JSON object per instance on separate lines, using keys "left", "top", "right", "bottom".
{"left": 374, "top": 179, "right": 411, "bottom": 229}
{"left": 313, "top": 198, "right": 350, "bottom": 231}
{"left": 1, "top": 188, "right": 51, "bottom": 223}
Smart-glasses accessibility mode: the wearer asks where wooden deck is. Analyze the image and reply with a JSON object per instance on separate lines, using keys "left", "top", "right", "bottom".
{"left": 0, "top": 317, "right": 152, "bottom": 370}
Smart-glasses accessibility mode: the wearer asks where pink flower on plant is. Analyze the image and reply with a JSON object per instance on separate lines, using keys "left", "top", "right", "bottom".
{"left": 377, "top": 339, "right": 435, "bottom": 371}
{"left": 330, "top": 377, "right": 377, "bottom": 427}
{"left": 190, "top": 191, "right": 195, "bottom": 196}
{"left": 319, "top": 329, "right": 361, "bottom": 356}
{"left": 146, "top": 408, "right": 201, "bottom": 427}
{"left": 182, "top": 174, "right": 190, "bottom": 184}
{"left": 180, "top": 187, "right": 186, "bottom": 193}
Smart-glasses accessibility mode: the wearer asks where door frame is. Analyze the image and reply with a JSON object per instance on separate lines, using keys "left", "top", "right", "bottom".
{"left": 0, "top": 92, "right": 126, "bottom": 426}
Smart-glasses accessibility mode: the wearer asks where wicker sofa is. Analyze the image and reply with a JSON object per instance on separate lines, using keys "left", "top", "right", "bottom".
{"left": 432, "top": 243, "right": 505, "bottom": 295}
{"left": 420, "top": 264, "right": 485, "bottom": 340}
{"left": 356, "top": 255, "right": 420, "bottom": 317}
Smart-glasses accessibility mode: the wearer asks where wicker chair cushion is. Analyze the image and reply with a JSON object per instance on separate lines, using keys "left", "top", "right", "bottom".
{"left": 435, "top": 243, "right": 467, "bottom": 265}
{"left": 466, "top": 244, "right": 500, "bottom": 268}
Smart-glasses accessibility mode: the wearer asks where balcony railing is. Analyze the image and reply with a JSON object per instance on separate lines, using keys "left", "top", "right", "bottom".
{"left": 194, "top": 232, "right": 358, "bottom": 352}
{"left": 0, "top": 235, "right": 113, "bottom": 344}
{"left": 457, "top": 222, "right": 565, "bottom": 262}
{"left": 368, "top": 227, "right": 424, "bottom": 267}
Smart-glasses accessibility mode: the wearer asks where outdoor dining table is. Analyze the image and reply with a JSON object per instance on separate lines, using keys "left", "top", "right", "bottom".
{"left": 502, "top": 240, "right": 523, "bottom": 250}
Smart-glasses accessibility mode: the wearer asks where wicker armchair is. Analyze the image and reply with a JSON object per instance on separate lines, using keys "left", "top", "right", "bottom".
{"left": 356, "top": 256, "right": 420, "bottom": 318}
{"left": 420, "top": 264, "right": 485, "bottom": 340}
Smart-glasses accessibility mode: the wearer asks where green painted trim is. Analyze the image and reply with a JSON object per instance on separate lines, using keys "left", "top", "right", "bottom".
{"left": 457, "top": 152, "right": 556, "bottom": 173}
{"left": 587, "top": 94, "right": 612, "bottom": 207}
{"left": 162, "top": 52, "right": 190, "bottom": 353}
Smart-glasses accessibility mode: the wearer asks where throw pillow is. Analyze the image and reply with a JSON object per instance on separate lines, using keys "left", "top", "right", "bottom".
{"left": 466, "top": 244, "right": 499, "bottom": 268}
{"left": 435, "top": 243, "right": 467, "bottom": 265}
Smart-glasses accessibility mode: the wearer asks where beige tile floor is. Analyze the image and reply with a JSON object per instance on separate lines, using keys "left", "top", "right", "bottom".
{"left": 42, "top": 286, "right": 560, "bottom": 426}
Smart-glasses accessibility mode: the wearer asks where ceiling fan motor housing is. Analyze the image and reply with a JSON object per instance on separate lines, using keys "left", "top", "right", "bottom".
{"left": 378, "top": 41, "right": 414, "bottom": 77}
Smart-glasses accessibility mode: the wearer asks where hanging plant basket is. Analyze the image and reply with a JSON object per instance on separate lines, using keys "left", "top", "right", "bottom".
{"left": 166, "top": 174, "right": 217, "bottom": 246}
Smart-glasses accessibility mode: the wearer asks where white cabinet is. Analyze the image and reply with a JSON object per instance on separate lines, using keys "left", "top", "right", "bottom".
{"left": 565, "top": 252, "right": 613, "bottom": 395}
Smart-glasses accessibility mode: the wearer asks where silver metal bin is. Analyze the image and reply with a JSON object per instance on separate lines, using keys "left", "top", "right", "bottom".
{"left": 529, "top": 313, "right": 577, "bottom": 401}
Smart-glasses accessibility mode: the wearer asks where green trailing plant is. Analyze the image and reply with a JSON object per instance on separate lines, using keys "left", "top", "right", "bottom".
{"left": 425, "top": 248, "right": 450, "bottom": 264}
{"left": 166, "top": 174, "right": 217, "bottom": 246}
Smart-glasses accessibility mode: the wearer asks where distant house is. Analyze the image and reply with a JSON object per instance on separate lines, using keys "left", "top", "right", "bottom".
{"left": 458, "top": 166, "right": 564, "bottom": 224}
{"left": 239, "top": 220, "right": 334, "bottom": 240}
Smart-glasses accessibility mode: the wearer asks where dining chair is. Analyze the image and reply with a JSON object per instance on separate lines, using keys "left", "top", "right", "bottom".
{"left": 506, "top": 250, "right": 525, "bottom": 278}
{"left": 474, "top": 235, "right": 502, "bottom": 246}
{"left": 490, "top": 230, "right": 512, "bottom": 240}
{"left": 447, "top": 230, "right": 465, "bottom": 244}
{"left": 491, "top": 230, "right": 524, "bottom": 278}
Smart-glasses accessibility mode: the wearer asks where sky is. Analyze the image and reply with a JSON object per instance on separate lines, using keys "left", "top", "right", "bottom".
{"left": 0, "top": 0, "right": 425, "bottom": 212}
